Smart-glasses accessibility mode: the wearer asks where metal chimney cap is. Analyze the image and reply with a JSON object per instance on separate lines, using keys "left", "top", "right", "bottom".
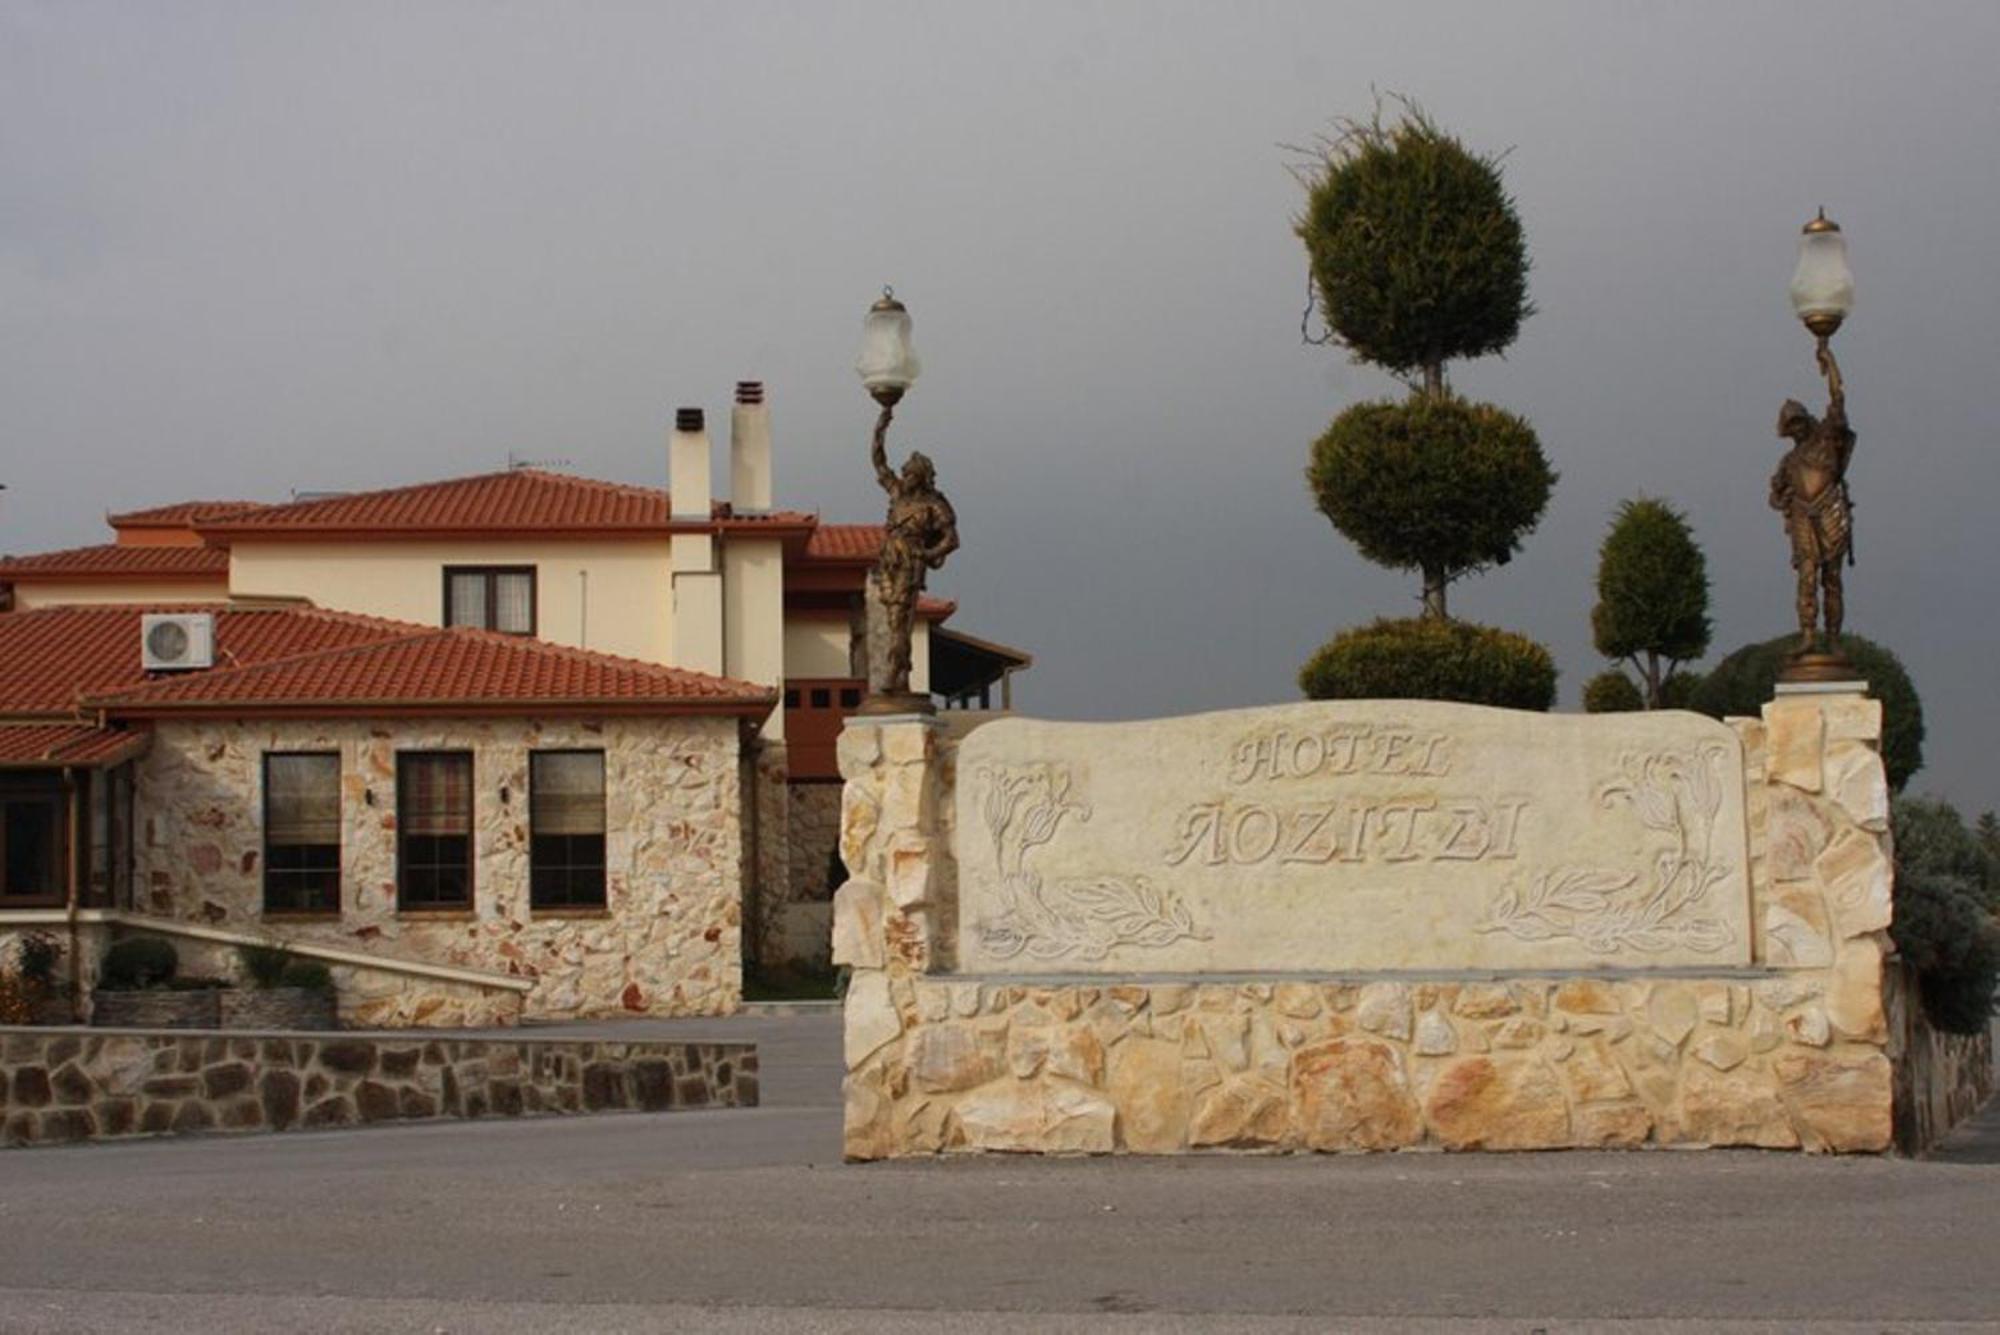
{"left": 675, "top": 407, "right": 705, "bottom": 432}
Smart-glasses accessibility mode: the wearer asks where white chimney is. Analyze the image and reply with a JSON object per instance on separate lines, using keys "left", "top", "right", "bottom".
{"left": 669, "top": 407, "right": 710, "bottom": 520}
{"left": 730, "top": 380, "right": 773, "bottom": 514}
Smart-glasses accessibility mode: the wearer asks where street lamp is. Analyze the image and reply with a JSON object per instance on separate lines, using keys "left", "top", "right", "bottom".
{"left": 854, "top": 289, "right": 959, "bottom": 715}
{"left": 1772, "top": 210, "right": 1860, "bottom": 681}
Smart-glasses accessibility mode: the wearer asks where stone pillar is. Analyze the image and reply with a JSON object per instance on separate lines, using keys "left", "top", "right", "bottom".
{"left": 833, "top": 714, "right": 950, "bottom": 1159}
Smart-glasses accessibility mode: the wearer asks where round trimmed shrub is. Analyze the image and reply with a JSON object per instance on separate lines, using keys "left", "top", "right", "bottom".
{"left": 1583, "top": 670, "right": 1644, "bottom": 714}
{"left": 1299, "top": 617, "right": 1557, "bottom": 711}
{"left": 99, "top": 936, "right": 178, "bottom": 991}
{"left": 1308, "top": 395, "right": 1555, "bottom": 593}
{"left": 1691, "top": 632, "right": 1924, "bottom": 791}
{"left": 1296, "top": 108, "right": 1531, "bottom": 376}
{"left": 277, "top": 959, "right": 334, "bottom": 992}
{"left": 1658, "top": 670, "right": 1704, "bottom": 711}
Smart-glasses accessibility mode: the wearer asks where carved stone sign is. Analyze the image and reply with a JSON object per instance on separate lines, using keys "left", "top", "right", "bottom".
{"left": 954, "top": 701, "right": 1753, "bottom": 973}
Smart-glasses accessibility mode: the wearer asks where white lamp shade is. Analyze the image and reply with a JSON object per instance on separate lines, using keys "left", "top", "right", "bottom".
{"left": 856, "top": 298, "right": 921, "bottom": 397}
{"left": 1789, "top": 225, "right": 1854, "bottom": 322}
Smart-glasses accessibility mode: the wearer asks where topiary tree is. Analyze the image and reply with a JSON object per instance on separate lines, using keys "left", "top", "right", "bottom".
{"left": 1583, "top": 669, "right": 1644, "bottom": 714}
{"left": 1590, "top": 497, "right": 1710, "bottom": 708}
{"left": 1691, "top": 632, "right": 1924, "bottom": 791}
{"left": 1294, "top": 103, "right": 1557, "bottom": 709}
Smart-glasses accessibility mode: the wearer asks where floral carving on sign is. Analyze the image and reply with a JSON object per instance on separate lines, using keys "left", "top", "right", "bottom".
{"left": 1477, "top": 742, "right": 1737, "bottom": 955}
{"left": 973, "top": 763, "right": 1207, "bottom": 962}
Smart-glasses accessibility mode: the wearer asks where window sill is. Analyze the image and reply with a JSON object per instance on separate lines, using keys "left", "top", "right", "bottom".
{"left": 0, "top": 900, "right": 67, "bottom": 913}
{"left": 263, "top": 911, "right": 343, "bottom": 922}
{"left": 531, "top": 906, "right": 612, "bottom": 919}
{"left": 396, "top": 909, "right": 476, "bottom": 921}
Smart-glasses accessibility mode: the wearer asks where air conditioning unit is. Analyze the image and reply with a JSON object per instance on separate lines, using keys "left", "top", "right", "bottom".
{"left": 141, "top": 612, "right": 215, "bottom": 671}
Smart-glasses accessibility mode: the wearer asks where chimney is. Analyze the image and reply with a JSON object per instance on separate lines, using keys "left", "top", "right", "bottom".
{"left": 669, "top": 407, "right": 710, "bottom": 520}
{"left": 730, "top": 380, "right": 773, "bottom": 514}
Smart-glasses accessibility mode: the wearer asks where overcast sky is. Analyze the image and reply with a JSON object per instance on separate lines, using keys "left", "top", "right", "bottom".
{"left": 4, "top": 2, "right": 1998, "bottom": 812}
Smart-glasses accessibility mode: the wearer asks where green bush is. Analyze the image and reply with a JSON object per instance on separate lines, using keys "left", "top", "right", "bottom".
{"left": 1591, "top": 497, "right": 1711, "bottom": 707}
{"left": 1583, "top": 670, "right": 1643, "bottom": 714}
{"left": 1891, "top": 798, "right": 1999, "bottom": 1034}
{"left": 277, "top": 959, "right": 334, "bottom": 993}
{"left": 238, "top": 942, "right": 293, "bottom": 990}
{"left": 1296, "top": 105, "right": 1531, "bottom": 377}
{"left": 1691, "top": 632, "right": 1924, "bottom": 791}
{"left": 16, "top": 932, "right": 62, "bottom": 990}
{"left": 1308, "top": 395, "right": 1556, "bottom": 602}
{"left": 1658, "top": 671, "right": 1704, "bottom": 711}
{"left": 99, "top": 936, "right": 178, "bottom": 991}
{"left": 1300, "top": 617, "right": 1556, "bottom": 711}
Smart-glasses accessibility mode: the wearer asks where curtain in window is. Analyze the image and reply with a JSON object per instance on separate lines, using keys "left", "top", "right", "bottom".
{"left": 402, "top": 754, "right": 472, "bottom": 835}
{"left": 494, "top": 573, "right": 533, "bottom": 633}
{"left": 533, "top": 752, "right": 604, "bottom": 835}
{"left": 266, "top": 754, "right": 340, "bottom": 844}
{"left": 447, "top": 572, "right": 487, "bottom": 628}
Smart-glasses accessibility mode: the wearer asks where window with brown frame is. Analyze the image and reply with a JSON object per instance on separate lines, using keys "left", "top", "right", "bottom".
{"left": 264, "top": 753, "right": 341, "bottom": 914}
{"left": 530, "top": 750, "right": 606, "bottom": 910}
{"left": 443, "top": 566, "right": 536, "bottom": 635}
{"left": 0, "top": 780, "right": 64, "bottom": 908}
{"left": 397, "top": 752, "right": 473, "bottom": 910}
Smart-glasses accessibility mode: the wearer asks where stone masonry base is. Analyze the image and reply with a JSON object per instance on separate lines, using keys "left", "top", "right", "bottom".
{"left": 0, "top": 1027, "right": 757, "bottom": 1148}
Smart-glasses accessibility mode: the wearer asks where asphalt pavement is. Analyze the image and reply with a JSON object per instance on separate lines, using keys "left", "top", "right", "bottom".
{"left": 2, "top": 1010, "right": 1997, "bottom": 1333}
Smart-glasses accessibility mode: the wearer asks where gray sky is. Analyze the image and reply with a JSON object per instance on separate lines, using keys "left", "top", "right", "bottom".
{"left": 5, "top": 1, "right": 1998, "bottom": 813}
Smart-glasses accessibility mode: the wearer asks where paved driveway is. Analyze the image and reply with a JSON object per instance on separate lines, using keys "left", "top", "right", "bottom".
{"left": 1, "top": 1011, "right": 1996, "bottom": 1333}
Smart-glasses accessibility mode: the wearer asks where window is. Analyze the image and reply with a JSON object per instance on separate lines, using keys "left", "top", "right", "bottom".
{"left": 0, "top": 782, "right": 64, "bottom": 907}
{"left": 443, "top": 566, "right": 535, "bottom": 634}
{"left": 531, "top": 751, "right": 605, "bottom": 910}
{"left": 264, "top": 753, "right": 340, "bottom": 913}
{"left": 397, "top": 752, "right": 473, "bottom": 909}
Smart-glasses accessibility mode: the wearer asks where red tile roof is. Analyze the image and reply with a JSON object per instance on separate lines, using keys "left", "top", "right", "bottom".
{"left": 89, "top": 626, "right": 775, "bottom": 717}
{"left": 804, "top": 524, "right": 885, "bottom": 561}
{"left": 0, "top": 544, "right": 231, "bottom": 580}
{"left": 0, "top": 723, "right": 151, "bottom": 769}
{"left": 195, "top": 469, "right": 813, "bottom": 540}
{"left": 0, "top": 604, "right": 424, "bottom": 715}
{"left": 108, "top": 500, "right": 266, "bottom": 528}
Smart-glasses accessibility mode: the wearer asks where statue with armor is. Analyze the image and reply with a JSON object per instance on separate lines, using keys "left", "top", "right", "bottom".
{"left": 870, "top": 429, "right": 959, "bottom": 702}
{"left": 1770, "top": 338, "right": 1855, "bottom": 657}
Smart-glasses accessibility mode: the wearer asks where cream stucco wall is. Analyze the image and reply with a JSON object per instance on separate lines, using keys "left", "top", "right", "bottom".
{"left": 784, "top": 621, "right": 851, "bottom": 679}
{"left": 723, "top": 538, "right": 785, "bottom": 740}
{"left": 227, "top": 540, "right": 673, "bottom": 664}
{"left": 13, "top": 579, "right": 227, "bottom": 608}
{"left": 132, "top": 714, "right": 744, "bottom": 1021}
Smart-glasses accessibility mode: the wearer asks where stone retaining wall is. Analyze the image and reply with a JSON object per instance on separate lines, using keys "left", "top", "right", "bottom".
{"left": 835, "top": 694, "right": 1988, "bottom": 1157}
{"left": 0, "top": 1027, "right": 756, "bottom": 1148}
{"left": 1887, "top": 965, "right": 1996, "bottom": 1154}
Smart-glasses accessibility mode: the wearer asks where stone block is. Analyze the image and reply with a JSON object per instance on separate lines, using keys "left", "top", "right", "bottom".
{"left": 880, "top": 721, "right": 935, "bottom": 768}
{"left": 956, "top": 1081, "right": 1116, "bottom": 1154}
{"left": 885, "top": 831, "right": 932, "bottom": 909}
{"left": 835, "top": 722, "right": 881, "bottom": 779}
{"left": 1675, "top": 1064, "right": 1797, "bottom": 1148}
{"left": 1413, "top": 1010, "right": 1457, "bottom": 1057}
{"left": 843, "top": 971, "right": 903, "bottom": 1070}
{"left": 1764, "top": 699, "right": 1825, "bottom": 792}
{"left": 1355, "top": 982, "right": 1412, "bottom": 1042}
{"left": 1827, "top": 936, "right": 1886, "bottom": 1042}
{"left": 1108, "top": 1037, "right": 1189, "bottom": 1153}
{"left": 1187, "top": 1074, "right": 1288, "bottom": 1149}
{"left": 830, "top": 879, "right": 885, "bottom": 970}
{"left": 1423, "top": 1057, "right": 1569, "bottom": 1150}
{"left": 1291, "top": 1038, "right": 1420, "bottom": 1151}
{"left": 1823, "top": 743, "right": 1890, "bottom": 832}
{"left": 1574, "top": 1101, "right": 1653, "bottom": 1148}
{"left": 1762, "top": 886, "right": 1835, "bottom": 968}
{"left": 1820, "top": 695, "right": 1882, "bottom": 743}
{"left": 1815, "top": 827, "right": 1893, "bottom": 938}
{"left": 838, "top": 789, "right": 880, "bottom": 878}
{"left": 1775, "top": 1050, "right": 1892, "bottom": 1152}
{"left": 1766, "top": 787, "right": 1832, "bottom": 883}
{"left": 910, "top": 1024, "right": 1003, "bottom": 1094}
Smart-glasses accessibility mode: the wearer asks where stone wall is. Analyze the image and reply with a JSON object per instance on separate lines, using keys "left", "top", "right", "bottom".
{"left": 760, "top": 781, "right": 842, "bottom": 973}
{"left": 833, "top": 694, "right": 1974, "bottom": 1158}
{"left": 132, "top": 716, "right": 744, "bottom": 1021}
{"left": 0, "top": 1026, "right": 756, "bottom": 1148}
{"left": 1886, "top": 964, "right": 1996, "bottom": 1154}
